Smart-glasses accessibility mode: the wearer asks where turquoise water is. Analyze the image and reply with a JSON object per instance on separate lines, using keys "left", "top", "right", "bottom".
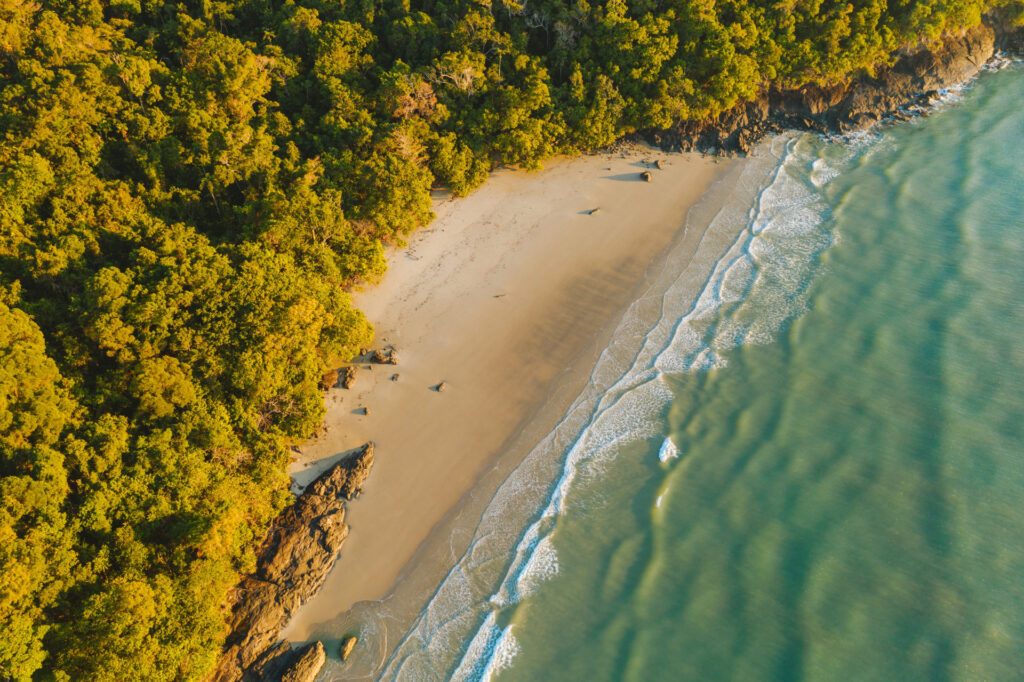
{"left": 374, "top": 65, "right": 1024, "bottom": 681}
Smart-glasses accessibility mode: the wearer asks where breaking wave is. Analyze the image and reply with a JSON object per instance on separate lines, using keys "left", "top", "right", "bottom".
{"left": 377, "top": 132, "right": 858, "bottom": 681}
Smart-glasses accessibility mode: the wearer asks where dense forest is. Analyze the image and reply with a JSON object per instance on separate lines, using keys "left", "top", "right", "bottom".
{"left": 1, "top": 0, "right": 1020, "bottom": 678}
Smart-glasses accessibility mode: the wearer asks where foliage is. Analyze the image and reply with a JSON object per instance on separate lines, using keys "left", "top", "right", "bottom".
{"left": 0, "top": 0, "right": 1011, "bottom": 678}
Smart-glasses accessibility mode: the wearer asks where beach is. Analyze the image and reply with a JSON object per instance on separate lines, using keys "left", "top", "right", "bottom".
{"left": 280, "top": 144, "right": 733, "bottom": 650}
{"left": 6, "top": 3, "right": 1020, "bottom": 679}
{"left": 372, "top": 64, "right": 1024, "bottom": 681}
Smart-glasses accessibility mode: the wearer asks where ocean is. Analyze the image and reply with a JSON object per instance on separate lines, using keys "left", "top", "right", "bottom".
{"left": 355, "top": 62, "right": 1024, "bottom": 681}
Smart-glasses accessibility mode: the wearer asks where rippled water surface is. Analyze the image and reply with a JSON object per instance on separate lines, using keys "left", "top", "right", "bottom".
{"left": 372, "top": 64, "right": 1024, "bottom": 682}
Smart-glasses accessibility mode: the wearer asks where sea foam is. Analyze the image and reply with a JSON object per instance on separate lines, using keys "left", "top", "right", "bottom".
{"left": 378, "top": 133, "right": 857, "bottom": 681}
{"left": 658, "top": 437, "right": 680, "bottom": 463}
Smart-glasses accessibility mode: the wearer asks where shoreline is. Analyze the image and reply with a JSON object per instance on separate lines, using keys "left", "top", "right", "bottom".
{"left": 216, "top": 25, "right": 1024, "bottom": 675}
{"left": 279, "top": 144, "right": 734, "bottom": 659}
{"left": 654, "top": 19, "right": 1021, "bottom": 155}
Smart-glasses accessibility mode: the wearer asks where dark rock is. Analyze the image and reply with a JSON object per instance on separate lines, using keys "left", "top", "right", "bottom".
{"left": 657, "top": 23, "right": 1001, "bottom": 156}
{"left": 249, "top": 641, "right": 292, "bottom": 681}
{"left": 253, "top": 641, "right": 327, "bottom": 682}
{"left": 211, "top": 444, "right": 375, "bottom": 682}
{"left": 371, "top": 348, "right": 399, "bottom": 365}
{"left": 391, "top": 373, "right": 400, "bottom": 381}
{"left": 993, "top": 10, "right": 1024, "bottom": 51}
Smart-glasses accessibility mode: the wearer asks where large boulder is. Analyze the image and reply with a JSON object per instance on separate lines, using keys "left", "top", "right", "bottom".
{"left": 281, "top": 642, "right": 326, "bottom": 682}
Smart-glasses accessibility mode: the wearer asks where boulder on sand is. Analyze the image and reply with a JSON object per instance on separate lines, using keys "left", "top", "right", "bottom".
{"left": 371, "top": 348, "right": 399, "bottom": 365}
{"left": 341, "top": 366, "right": 358, "bottom": 389}
{"left": 340, "top": 635, "right": 358, "bottom": 662}
{"left": 640, "top": 171, "right": 652, "bottom": 182}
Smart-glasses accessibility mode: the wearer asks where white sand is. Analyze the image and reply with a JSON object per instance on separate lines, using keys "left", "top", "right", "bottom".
{"left": 282, "top": 145, "right": 732, "bottom": 640}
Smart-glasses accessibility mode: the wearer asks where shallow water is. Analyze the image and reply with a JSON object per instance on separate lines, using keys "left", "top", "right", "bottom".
{"left": 370, "top": 64, "right": 1024, "bottom": 681}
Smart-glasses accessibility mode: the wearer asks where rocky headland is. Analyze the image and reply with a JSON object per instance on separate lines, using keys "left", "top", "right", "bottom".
{"left": 211, "top": 443, "right": 374, "bottom": 682}
{"left": 650, "top": 17, "right": 1023, "bottom": 155}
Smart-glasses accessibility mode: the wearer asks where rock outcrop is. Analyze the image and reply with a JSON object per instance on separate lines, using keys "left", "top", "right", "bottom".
{"left": 249, "top": 641, "right": 326, "bottom": 682}
{"left": 370, "top": 347, "right": 399, "bottom": 365}
{"left": 653, "top": 23, "right": 1004, "bottom": 155}
{"left": 280, "top": 642, "right": 326, "bottom": 682}
{"left": 211, "top": 443, "right": 375, "bottom": 682}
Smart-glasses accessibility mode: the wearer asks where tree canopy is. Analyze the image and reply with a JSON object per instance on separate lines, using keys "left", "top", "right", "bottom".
{"left": 1, "top": 0, "right": 1018, "bottom": 678}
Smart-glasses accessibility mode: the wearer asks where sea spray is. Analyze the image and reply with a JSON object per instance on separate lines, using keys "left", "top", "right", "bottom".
{"left": 657, "top": 437, "right": 679, "bottom": 463}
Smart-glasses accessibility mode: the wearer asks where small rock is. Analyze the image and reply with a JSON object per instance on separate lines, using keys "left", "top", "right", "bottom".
{"left": 341, "top": 366, "right": 358, "bottom": 389}
{"left": 340, "top": 635, "right": 358, "bottom": 662}
{"left": 654, "top": 159, "right": 664, "bottom": 169}
{"left": 640, "top": 171, "right": 652, "bottom": 182}
{"left": 588, "top": 207, "right": 601, "bottom": 215}
{"left": 360, "top": 406, "right": 370, "bottom": 416}
{"left": 435, "top": 381, "right": 448, "bottom": 393}
{"left": 391, "top": 374, "right": 400, "bottom": 382}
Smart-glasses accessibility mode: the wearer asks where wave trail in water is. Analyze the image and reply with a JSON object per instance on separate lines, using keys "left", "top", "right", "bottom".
{"left": 378, "top": 133, "right": 856, "bottom": 681}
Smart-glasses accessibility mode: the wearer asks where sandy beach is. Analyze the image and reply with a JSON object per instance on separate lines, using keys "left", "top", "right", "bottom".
{"left": 281, "top": 144, "right": 733, "bottom": 648}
